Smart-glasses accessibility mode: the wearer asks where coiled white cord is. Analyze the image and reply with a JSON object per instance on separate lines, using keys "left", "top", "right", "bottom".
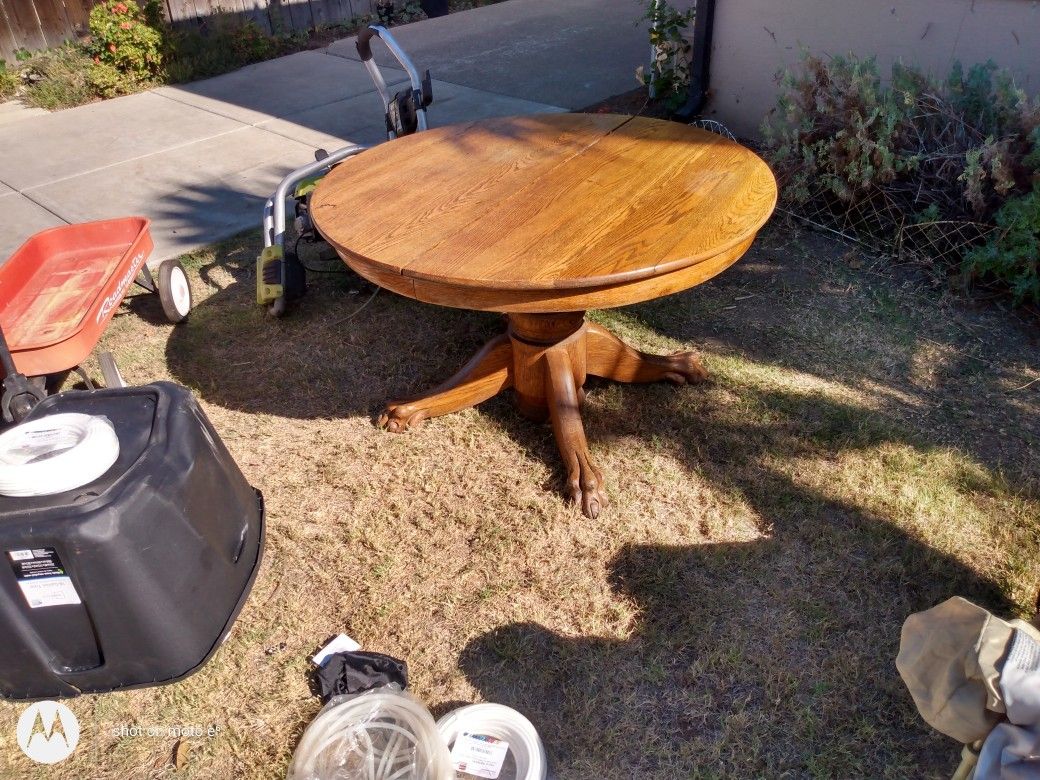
{"left": 437, "top": 704, "right": 547, "bottom": 780}
{"left": 287, "top": 689, "right": 454, "bottom": 780}
{"left": 0, "top": 413, "right": 119, "bottom": 497}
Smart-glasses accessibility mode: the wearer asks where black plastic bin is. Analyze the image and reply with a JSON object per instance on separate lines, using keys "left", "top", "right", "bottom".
{"left": 0, "top": 382, "right": 264, "bottom": 700}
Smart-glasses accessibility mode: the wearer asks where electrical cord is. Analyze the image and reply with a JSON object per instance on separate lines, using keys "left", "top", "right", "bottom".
{"left": 0, "top": 413, "right": 119, "bottom": 497}
{"left": 437, "top": 703, "right": 548, "bottom": 780}
{"left": 287, "top": 688, "right": 454, "bottom": 780}
{"left": 291, "top": 233, "right": 382, "bottom": 321}
{"left": 328, "top": 287, "right": 380, "bottom": 328}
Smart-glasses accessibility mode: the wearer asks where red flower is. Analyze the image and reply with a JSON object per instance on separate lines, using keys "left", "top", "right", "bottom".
{"left": 119, "top": 21, "right": 131, "bottom": 29}
{"left": 113, "top": 2, "right": 128, "bottom": 13}
{"left": 108, "top": 42, "right": 117, "bottom": 52}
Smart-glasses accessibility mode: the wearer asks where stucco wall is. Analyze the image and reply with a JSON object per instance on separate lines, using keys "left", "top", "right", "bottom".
{"left": 706, "top": 0, "right": 1040, "bottom": 139}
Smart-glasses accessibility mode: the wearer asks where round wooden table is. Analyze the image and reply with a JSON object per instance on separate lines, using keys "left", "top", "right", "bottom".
{"left": 311, "top": 113, "right": 777, "bottom": 517}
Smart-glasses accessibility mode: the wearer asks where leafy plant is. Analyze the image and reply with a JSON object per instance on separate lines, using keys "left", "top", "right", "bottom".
{"left": 763, "top": 52, "right": 1040, "bottom": 304}
{"left": 163, "top": 13, "right": 298, "bottom": 84}
{"left": 376, "top": 0, "right": 396, "bottom": 24}
{"left": 19, "top": 45, "right": 95, "bottom": 108}
{"left": 87, "top": 0, "right": 165, "bottom": 95}
{"left": 374, "top": 0, "right": 426, "bottom": 25}
{"left": 636, "top": 0, "right": 695, "bottom": 112}
{"left": 963, "top": 187, "right": 1039, "bottom": 304}
{"left": 400, "top": 1, "right": 426, "bottom": 23}
{"left": 0, "top": 60, "right": 17, "bottom": 100}
{"left": 229, "top": 20, "right": 279, "bottom": 62}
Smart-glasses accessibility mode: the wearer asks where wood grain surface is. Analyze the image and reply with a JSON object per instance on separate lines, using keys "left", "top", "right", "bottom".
{"left": 311, "top": 113, "right": 777, "bottom": 311}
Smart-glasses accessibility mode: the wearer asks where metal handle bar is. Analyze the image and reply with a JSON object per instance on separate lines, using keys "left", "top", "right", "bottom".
{"left": 355, "top": 25, "right": 429, "bottom": 131}
{"left": 263, "top": 144, "right": 367, "bottom": 251}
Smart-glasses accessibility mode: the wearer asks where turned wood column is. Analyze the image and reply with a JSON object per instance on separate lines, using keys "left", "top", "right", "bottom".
{"left": 507, "top": 312, "right": 587, "bottom": 421}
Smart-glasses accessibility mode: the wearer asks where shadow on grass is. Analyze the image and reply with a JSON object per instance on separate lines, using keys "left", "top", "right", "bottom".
{"left": 163, "top": 238, "right": 505, "bottom": 419}
{"left": 458, "top": 371, "right": 1019, "bottom": 777}
{"left": 459, "top": 538, "right": 991, "bottom": 778}
{"left": 615, "top": 231, "right": 1040, "bottom": 484}
{"left": 460, "top": 505, "right": 1010, "bottom": 777}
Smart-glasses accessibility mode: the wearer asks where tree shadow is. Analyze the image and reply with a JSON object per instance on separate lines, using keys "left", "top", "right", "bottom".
{"left": 460, "top": 496, "right": 1012, "bottom": 778}
{"left": 454, "top": 271, "right": 1033, "bottom": 775}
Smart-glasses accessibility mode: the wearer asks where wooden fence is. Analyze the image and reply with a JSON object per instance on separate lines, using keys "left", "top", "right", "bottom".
{"left": 0, "top": 0, "right": 92, "bottom": 57}
{"left": 162, "top": 0, "right": 382, "bottom": 36}
{"left": 0, "top": 0, "right": 380, "bottom": 61}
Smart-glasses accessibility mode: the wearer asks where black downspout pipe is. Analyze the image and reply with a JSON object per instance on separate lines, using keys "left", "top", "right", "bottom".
{"left": 673, "top": 0, "right": 717, "bottom": 120}
{"left": 420, "top": 0, "right": 450, "bottom": 18}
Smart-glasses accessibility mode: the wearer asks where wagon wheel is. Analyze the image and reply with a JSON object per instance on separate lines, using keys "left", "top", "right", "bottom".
{"left": 156, "top": 259, "right": 192, "bottom": 324}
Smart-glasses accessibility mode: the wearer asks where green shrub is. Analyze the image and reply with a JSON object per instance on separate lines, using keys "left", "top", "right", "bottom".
{"left": 764, "top": 53, "right": 1040, "bottom": 304}
{"left": 87, "top": 0, "right": 165, "bottom": 94}
{"left": 20, "top": 45, "right": 95, "bottom": 109}
{"left": 163, "top": 15, "right": 297, "bottom": 84}
{"left": 0, "top": 60, "right": 18, "bottom": 100}
{"left": 226, "top": 20, "right": 278, "bottom": 62}
{"left": 963, "top": 179, "right": 1040, "bottom": 305}
{"left": 86, "top": 61, "right": 129, "bottom": 99}
{"left": 374, "top": 0, "right": 425, "bottom": 25}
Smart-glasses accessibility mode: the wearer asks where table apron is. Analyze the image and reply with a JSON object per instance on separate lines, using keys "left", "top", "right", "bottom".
{"left": 337, "top": 236, "right": 754, "bottom": 314}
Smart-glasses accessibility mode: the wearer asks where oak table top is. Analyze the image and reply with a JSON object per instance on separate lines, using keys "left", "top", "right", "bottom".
{"left": 312, "top": 113, "right": 777, "bottom": 517}
{"left": 311, "top": 113, "right": 776, "bottom": 312}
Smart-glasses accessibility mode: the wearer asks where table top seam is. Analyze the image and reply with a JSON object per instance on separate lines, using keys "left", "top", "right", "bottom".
{"left": 398, "top": 113, "right": 635, "bottom": 281}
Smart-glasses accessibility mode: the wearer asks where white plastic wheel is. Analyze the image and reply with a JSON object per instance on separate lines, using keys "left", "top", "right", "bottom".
{"left": 157, "top": 259, "right": 192, "bottom": 323}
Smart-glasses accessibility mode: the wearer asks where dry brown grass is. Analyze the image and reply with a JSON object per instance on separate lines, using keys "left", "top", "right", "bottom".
{"left": 0, "top": 222, "right": 1037, "bottom": 779}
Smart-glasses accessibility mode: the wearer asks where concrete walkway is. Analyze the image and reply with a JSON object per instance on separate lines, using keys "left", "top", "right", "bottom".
{"left": 0, "top": 0, "right": 649, "bottom": 263}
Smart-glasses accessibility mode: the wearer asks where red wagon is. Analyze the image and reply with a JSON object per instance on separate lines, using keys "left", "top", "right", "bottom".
{"left": 0, "top": 217, "right": 192, "bottom": 421}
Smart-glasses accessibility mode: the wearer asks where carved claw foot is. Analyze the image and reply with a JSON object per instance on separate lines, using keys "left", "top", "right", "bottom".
{"left": 562, "top": 447, "right": 608, "bottom": 518}
{"left": 378, "top": 404, "right": 429, "bottom": 433}
{"left": 658, "top": 352, "right": 708, "bottom": 385}
{"left": 375, "top": 334, "right": 513, "bottom": 433}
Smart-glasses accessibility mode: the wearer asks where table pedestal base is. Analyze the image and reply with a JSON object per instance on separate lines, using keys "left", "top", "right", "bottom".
{"left": 377, "top": 312, "right": 707, "bottom": 518}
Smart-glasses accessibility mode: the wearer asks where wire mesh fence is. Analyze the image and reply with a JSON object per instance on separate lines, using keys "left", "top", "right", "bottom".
{"left": 773, "top": 178, "right": 1002, "bottom": 276}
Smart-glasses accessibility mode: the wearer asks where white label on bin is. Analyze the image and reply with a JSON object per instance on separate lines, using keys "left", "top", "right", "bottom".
{"left": 16, "top": 577, "right": 81, "bottom": 608}
{"left": 450, "top": 732, "right": 510, "bottom": 779}
{"left": 7, "top": 548, "right": 82, "bottom": 608}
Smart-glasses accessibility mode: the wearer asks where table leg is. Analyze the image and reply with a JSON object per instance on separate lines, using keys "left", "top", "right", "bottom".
{"left": 586, "top": 322, "right": 707, "bottom": 384}
{"left": 378, "top": 334, "right": 513, "bottom": 432}
{"left": 378, "top": 312, "right": 704, "bottom": 517}
{"left": 543, "top": 346, "right": 608, "bottom": 519}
